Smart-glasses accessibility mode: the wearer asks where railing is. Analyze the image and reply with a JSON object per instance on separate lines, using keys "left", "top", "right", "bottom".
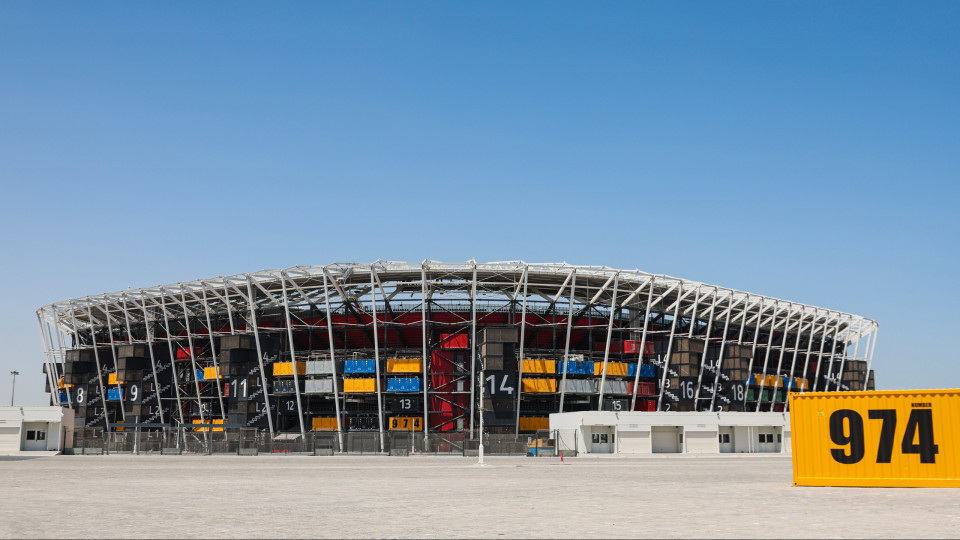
{"left": 75, "top": 428, "right": 554, "bottom": 456}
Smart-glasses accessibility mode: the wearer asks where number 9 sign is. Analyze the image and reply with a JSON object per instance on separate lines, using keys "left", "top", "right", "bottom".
{"left": 127, "top": 384, "right": 141, "bottom": 403}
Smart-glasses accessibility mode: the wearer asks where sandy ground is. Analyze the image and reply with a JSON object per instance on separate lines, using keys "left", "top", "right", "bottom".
{"left": 1, "top": 454, "right": 957, "bottom": 538}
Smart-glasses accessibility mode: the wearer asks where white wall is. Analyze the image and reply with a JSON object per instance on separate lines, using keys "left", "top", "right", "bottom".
{"left": 549, "top": 411, "right": 791, "bottom": 456}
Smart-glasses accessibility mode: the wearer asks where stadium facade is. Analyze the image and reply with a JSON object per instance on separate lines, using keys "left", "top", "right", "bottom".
{"left": 36, "top": 260, "right": 877, "bottom": 448}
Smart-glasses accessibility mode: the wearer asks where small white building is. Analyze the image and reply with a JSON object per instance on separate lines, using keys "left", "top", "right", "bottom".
{"left": 549, "top": 411, "right": 790, "bottom": 455}
{"left": 0, "top": 406, "right": 74, "bottom": 454}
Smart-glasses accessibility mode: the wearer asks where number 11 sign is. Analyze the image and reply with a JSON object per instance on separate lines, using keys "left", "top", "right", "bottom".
{"left": 790, "top": 389, "right": 960, "bottom": 487}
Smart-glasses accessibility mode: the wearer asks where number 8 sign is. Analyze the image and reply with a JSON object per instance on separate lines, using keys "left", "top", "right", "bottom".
{"left": 790, "top": 389, "right": 960, "bottom": 487}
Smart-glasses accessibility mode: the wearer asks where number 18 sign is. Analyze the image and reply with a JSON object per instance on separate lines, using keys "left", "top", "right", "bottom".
{"left": 790, "top": 389, "right": 960, "bottom": 487}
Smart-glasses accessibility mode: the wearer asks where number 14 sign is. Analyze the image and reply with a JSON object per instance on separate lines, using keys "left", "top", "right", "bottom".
{"left": 790, "top": 389, "right": 960, "bottom": 487}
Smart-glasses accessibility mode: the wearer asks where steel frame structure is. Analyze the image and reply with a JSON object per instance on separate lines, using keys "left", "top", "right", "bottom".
{"left": 36, "top": 260, "right": 878, "bottom": 439}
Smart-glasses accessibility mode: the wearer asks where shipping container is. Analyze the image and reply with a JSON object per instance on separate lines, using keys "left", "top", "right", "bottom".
{"left": 344, "top": 378, "right": 378, "bottom": 393}
{"left": 386, "top": 358, "right": 422, "bottom": 373}
{"left": 305, "top": 360, "right": 335, "bottom": 375}
{"left": 791, "top": 389, "right": 960, "bottom": 487}
{"left": 521, "top": 359, "right": 556, "bottom": 374}
{"left": 273, "top": 362, "right": 306, "bottom": 377}
{"left": 594, "top": 362, "right": 629, "bottom": 377}
{"left": 518, "top": 417, "right": 549, "bottom": 431}
{"left": 311, "top": 417, "right": 339, "bottom": 431}
{"left": 521, "top": 378, "right": 557, "bottom": 393}
{"left": 344, "top": 359, "right": 377, "bottom": 374}
{"left": 203, "top": 367, "right": 223, "bottom": 380}
{"left": 627, "top": 363, "right": 656, "bottom": 378}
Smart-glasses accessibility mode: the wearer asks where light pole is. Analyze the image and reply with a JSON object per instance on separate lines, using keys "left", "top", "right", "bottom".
{"left": 10, "top": 371, "right": 19, "bottom": 406}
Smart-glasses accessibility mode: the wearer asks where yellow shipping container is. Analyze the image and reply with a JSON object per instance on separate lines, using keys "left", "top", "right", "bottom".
{"left": 312, "top": 417, "right": 339, "bottom": 431}
{"left": 192, "top": 418, "right": 225, "bottom": 432}
{"left": 344, "top": 378, "right": 377, "bottom": 393}
{"left": 203, "top": 367, "right": 222, "bottom": 380}
{"left": 107, "top": 372, "right": 122, "bottom": 385}
{"left": 519, "top": 417, "right": 549, "bottom": 431}
{"left": 765, "top": 375, "right": 780, "bottom": 387}
{"left": 790, "top": 389, "right": 960, "bottom": 487}
{"left": 522, "top": 359, "right": 556, "bottom": 374}
{"left": 594, "top": 362, "right": 628, "bottom": 376}
{"left": 388, "top": 417, "right": 423, "bottom": 431}
{"left": 386, "top": 358, "right": 422, "bottom": 373}
{"left": 521, "top": 378, "right": 556, "bottom": 393}
{"left": 273, "top": 361, "right": 306, "bottom": 376}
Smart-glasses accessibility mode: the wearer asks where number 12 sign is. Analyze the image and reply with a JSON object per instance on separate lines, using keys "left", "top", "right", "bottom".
{"left": 790, "top": 389, "right": 960, "bottom": 487}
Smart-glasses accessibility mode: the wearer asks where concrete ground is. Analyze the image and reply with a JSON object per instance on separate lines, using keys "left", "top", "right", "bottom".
{"left": 1, "top": 454, "right": 957, "bottom": 538}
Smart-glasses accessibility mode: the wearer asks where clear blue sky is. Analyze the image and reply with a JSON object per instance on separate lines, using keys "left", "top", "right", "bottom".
{"left": 1, "top": 1, "right": 957, "bottom": 405}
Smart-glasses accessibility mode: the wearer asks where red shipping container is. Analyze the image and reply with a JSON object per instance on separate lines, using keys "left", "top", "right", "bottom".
{"left": 634, "top": 399, "right": 656, "bottom": 412}
{"left": 623, "top": 340, "right": 655, "bottom": 355}
{"left": 628, "top": 381, "right": 656, "bottom": 397}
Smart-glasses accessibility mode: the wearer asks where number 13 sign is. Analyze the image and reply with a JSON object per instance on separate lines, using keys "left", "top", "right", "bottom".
{"left": 790, "top": 390, "right": 960, "bottom": 487}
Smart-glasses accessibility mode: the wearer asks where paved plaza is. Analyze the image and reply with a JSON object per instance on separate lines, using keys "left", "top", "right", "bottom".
{"left": 1, "top": 454, "right": 957, "bottom": 538}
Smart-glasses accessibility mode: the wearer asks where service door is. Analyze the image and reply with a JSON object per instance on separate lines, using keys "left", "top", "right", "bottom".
{"left": 757, "top": 428, "right": 776, "bottom": 453}
{"left": 21, "top": 423, "right": 48, "bottom": 451}
{"left": 589, "top": 427, "right": 615, "bottom": 454}
{"left": 617, "top": 430, "right": 650, "bottom": 454}
{"left": 685, "top": 430, "right": 718, "bottom": 454}
{"left": 718, "top": 427, "right": 734, "bottom": 453}
{"left": 651, "top": 426, "right": 680, "bottom": 453}
{"left": 0, "top": 427, "right": 20, "bottom": 453}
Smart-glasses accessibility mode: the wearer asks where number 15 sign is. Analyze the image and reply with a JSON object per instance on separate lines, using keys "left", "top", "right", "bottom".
{"left": 790, "top": 389, "right": 960, "bottom": 487}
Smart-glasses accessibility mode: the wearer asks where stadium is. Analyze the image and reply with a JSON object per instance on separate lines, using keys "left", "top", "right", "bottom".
{"left": 35, "top": 260, "right": 878, "bottom": 453}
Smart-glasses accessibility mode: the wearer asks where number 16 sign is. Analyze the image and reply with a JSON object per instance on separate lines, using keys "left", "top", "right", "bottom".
{"left": 790, "top": 389, "right": 960, "bottom": 487}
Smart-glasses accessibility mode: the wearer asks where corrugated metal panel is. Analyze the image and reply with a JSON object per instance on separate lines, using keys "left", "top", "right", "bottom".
{"left": 522, "top": 359, "right": 556, "bottom": 374}
{"left": 558, "top": 379, "right": 592, "bottom": 394}
{"left": 594, "top": 362, "right": 628, "bottom": 376}
{"left": 521, "top": 378, "right": 557, "bottom": 393}
{"left": 599, "top": 379, "right": 629, "bottom": 395}
{"left": 305, "top": 360, "right": 334, "bottom": 375}
{"left": 386, "top": 358, "right": 422, "bottom": 373}
{"left": 343, "top": 378, "right": 378, "bottom": 393}
{"left": 518, "top": 417, "right": 549, "bottom": 431}
{"left": 791, "top": 390, "right": 960, "bottom": 487}
{"left": 273, "top": 362, "right": 306, "bottom": 376}
{"left": 304, "top": 378, "right": 339, "bottom": 394}
{"left": 311, "top": 417, "right": 338, "bottom": 431}
{"left": 203, "top": 367, "right": 222, "bottom": 380}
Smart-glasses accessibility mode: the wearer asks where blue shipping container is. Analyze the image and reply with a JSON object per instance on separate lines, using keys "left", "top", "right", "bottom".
{"left": 107, "top": 388, "right": 125, "bottom": 401}
{"left": 387, "top": 377, "right": 421, "bottom": 392}
{"left": 345, "top": 359, "right": 378, "bottom": 374}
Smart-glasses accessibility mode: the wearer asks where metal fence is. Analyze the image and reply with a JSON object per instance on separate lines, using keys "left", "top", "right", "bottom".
{"left": 71, "top": 428, "right": 566, "bottom": 457}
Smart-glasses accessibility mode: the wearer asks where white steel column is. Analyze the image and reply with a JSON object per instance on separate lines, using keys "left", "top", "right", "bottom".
{"left": 100, "top": 300, "right": 127, "bottom": 422}
{"left": 597, "top": 273, "right": 619, "bottom": 409}
{"left": 420, "top": 263, "right": 430, "bottom": 444}
{"left": 864, "top": 326, "right": 879, "bottom": 389}
{"left": 811, "top": 314, "right": 832, "bottom": 393}
{"left": 558, "top": 269, "right": 577, "bottom": 413}
{"left": 159, "top": 291, "right": 187, "bottom": 426}
{"left": 370, "top": 266, "right": 385, "bottom": 452}
{"left": 280, "top": 274, "right": 307, "bottom": 439}
{"left": 768, "top": 303, "right": 796, "bottom": 410}
{"left": 200, "top": 287, "right": 227, "bottom": 423}
{"left": 692, "top": 289, "right": 719, "bottom": 406}
{"left": 743, "top": 299, "right": 767, "bottom": 409}
{"left": 629, "top": 278, "right": 655, "bottom": 411}
{"left": 36, "top": 311, "right": 59, "bottom": 407}
{"left": 687, "top": 286, "right": 702, "bottom": 338}
{"left": 514, "top": 265, "right": 529, "bottom": 436}
{"left": 708, "top": 294, "right": 737, "bottom": 411}
{"left": 179, "top": 290, "right": 206, "bottom": 434}
{"left": 468, "top": 263, "right": 478, "bottom": 437}
{"left": 139, "top": 296, "right": 166, "bottom": 425}
{"left": 657, "top": 282, "right": 684, "bottom": 411}
{"left": 822, "top": 317, "right": 843, "bottom": 391}
{"left": 245, "top": 279, "right": 275, "bottom": 437}
{"left": 754, "top": 302, "right": 780, "bottom": 412}
{"left": 84, "top": 305, "right": 111, "bottom": 430}
{"left": 320, "top": 268, "right": 343, "bottom": 451}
